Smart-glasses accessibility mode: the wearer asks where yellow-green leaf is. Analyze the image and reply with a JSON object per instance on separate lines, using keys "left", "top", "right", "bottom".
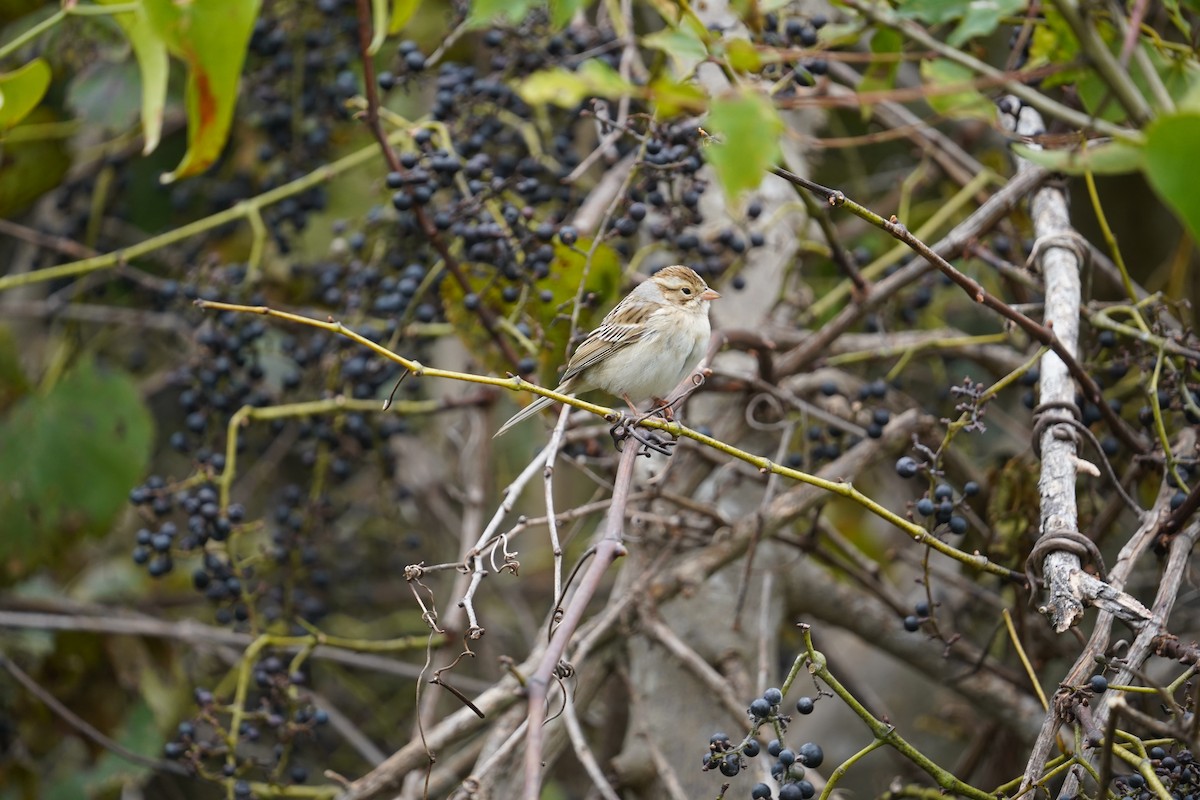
{"left": 99, "top": 0, "right": 167, "bottom": 153}
{"left": 515, "top": 60, "right": 633, "bottom": 108}
{"left": 548, "top": 0, "right": 585, "bottom": 28}
{"left": 702, "top": 90, "right": 782, "bottom": 201}
{"left": 369, "top": 0, "right": 387, "bottom": 54}
{"left": 725, "top": 38, "right": 762, "bottom": 73}
{"left": 920, "top": 58, "right": 996, "bottom": 122}
{"left": 467, "top": 0, "right": 537, "bottom": 28}
{"left": 647, "top": 77, "right": 707, "bottom": 117}
{"left": 642, "top": 25, "right": 707, "bottom": 76}
{"left": 0, "top": 58, "right": 50, "bottom": 131}
{"left": 389, "top": 0, "right": 421, "bottom": 34}
{"left": 144, "top": 0, "right": 262, "bottom": 183}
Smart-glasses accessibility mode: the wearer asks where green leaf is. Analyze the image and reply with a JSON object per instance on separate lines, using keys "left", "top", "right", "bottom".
{"left": 899, "top": 0, "right": 1026, "bottom": 45}
{"left": 642, "top": 26, "right": 708, "bottom": 75}
{"left": 467, "top": 0, "right": 537, "bottom": 27}
{"left": 439, "top": 241, "right": 622, "bottom": 385}
{"left": 548, "top": 0, "right": 585, "bottom": 28}
{"left": 1143, "top": 113, "right": 1200, "bottom": 241}
{"left": 860, "top": 28, "right": 902, "bottom": 98}
{"left": 0, "top": 109, "right": 71, "bottom": 217}
{"left": 0, "top": 360, "right": 153, "bottom": 575}
{"left": 896, "top": 0, "right": 964, "bottom": 24}
{"left": 389, "top": 0, "right": 421, "bottom": 34}
{"left": 143, "top": 0, "right": 262, "bottom": 182}
{"left": 99, "top": 0, "right": 167, "bottom": 153}
{"left": 66, "top": 59, "right": 143, "bottom": 135}
{"left": 920, "top": 58, "right": 996, "bottom": 122}
{"left": 947, "top": 0, "right": 1027, "bottom": 47}
{"left": 369, "top": 0, "right": 387, "bottom": 54}
{"left": 1012, "top": 140, "right": 1143, "bottom": 175}
{"left": 0, "top": 325, "right": 30, "bottom": 414}
{"left": 515, "top": 60, "right": 633, "bottom": 108}
{"left": 725, "top": 38, "right": 762, "bottom": 73}
{"left": 533, "top": 241, "right": 622, "bottom": 385}
{"left": 0, "top": 58, "right": 50, "bottom": 130}
{"left": 647, "top": 77, "right": 707, "bottom": 116}
{"left": 702, "top": 90, "right": 783, "bottom": 201}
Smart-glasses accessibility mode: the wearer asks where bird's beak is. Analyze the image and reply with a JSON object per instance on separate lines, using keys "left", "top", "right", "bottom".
{"left": 701, "top": 288, "right": 720, "bottom": 301}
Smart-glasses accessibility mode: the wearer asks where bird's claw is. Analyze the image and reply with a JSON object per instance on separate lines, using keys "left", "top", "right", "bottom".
{"left": 609, "top": 416, "right": 677, "bottom": 457}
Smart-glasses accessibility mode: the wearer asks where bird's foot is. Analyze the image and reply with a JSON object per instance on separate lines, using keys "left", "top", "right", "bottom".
{"left": 609, "top": 415, "right": 677, "bottom": 457}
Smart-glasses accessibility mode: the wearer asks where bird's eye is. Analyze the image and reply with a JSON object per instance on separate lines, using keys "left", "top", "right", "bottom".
{"left": 681, "top": 287, "right": 692, "bottom": 296}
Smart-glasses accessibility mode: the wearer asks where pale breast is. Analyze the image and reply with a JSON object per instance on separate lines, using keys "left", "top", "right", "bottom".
{"left": 587, "top": 307, "right": 710, "bottom": 402}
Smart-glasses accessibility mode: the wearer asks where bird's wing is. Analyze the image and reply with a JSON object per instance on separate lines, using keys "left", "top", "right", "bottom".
{"left": 561, "top": 302, "right": 659, "bottom": 382}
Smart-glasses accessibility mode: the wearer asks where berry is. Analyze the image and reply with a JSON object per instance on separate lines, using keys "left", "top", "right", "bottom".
{"left": 915, "top": 498, "right": 935, "bottom": 517}
{"left": 798, "top": 742, "right": 823, "bottom": 768}
{"left": 719, "top": 753, "right": 740, "bottom": 777}
{"left": 767, "top": 738, "right": 783, "bottom": 757}
{"left": 779, "top": 784, "right": 803, "bottom": 800}
{"left": 903, "top": 615, "right": 921, "bottom": 632}
{"left": 895, "top": 456, "right": 919, "bottom": 478}
{"left": 750, "top": 698, "right": 772, "bottom": 718}
{"left": 752, "top": 783, "right": 773, "bottom": 799}
{"left": 763, "top": 687, "right": 783, "bottom": 705}
{"left": 778, "top": 748, "right": 795, "bottom": 766}
{"left": 963, "top": 481, "right": 980, "bottom": 496}
{"left": 743, "top": 739, "right": 761, "bottom": 757}
{"left": 1089, "top": 675, "right": 1108, "bottom": 693}
{"left": 948, "top": 515, "right": 968, "bottom": 535}
{"left": 795, "top": 696, "right": 814, "bottom": 714}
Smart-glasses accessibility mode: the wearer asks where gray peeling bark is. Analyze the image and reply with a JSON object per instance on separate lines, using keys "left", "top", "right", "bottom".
{"left": 1006, "top": 100, "right": 1139, "bottom": 632}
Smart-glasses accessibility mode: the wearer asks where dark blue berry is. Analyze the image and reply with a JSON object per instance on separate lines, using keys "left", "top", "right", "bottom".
{"left": 798, "top": 742, "right": 823, "bottom": 768}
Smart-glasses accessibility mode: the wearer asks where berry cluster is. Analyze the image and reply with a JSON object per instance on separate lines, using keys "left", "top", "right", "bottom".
{"left": 704, "top": 687, "right": 825, "bottom": 799}
{"left": 161, "top": 673, "right": 329, "bottom": 790}
{"left": 783, "top": 379, "right": 895, "bottom": 472}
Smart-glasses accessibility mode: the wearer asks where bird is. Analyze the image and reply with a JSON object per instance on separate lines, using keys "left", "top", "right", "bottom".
{"left": 495, "top": 265, "right": 719, "bottom": 437}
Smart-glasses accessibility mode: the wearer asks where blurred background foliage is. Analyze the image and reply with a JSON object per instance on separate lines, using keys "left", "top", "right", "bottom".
{"left": 0, "top": 0, "right": 1198, "bottom": 799}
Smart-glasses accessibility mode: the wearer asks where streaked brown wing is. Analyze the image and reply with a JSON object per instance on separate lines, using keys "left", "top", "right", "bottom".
{"left": 561, "top": 301, "right": 659, "bottom": 382}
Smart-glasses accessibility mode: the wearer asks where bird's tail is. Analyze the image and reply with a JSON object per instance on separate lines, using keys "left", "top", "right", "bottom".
{"left": 494, "top": 394, "right": 557, "bottom": 438}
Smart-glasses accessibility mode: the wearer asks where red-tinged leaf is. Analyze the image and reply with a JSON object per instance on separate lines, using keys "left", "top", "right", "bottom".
{"left": 144, "top": 0, "right": 261, "bottom": 182}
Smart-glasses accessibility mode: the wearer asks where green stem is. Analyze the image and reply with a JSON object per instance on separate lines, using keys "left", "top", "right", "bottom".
{"left": 840, "top": 0, "right": 1143, "bottom": 144}
{"left": 817, "top": 739, "right": 887, "bottom": 800}
{"left": 219, "top": 396, "right": 440, "bottom": 510}
{"left": 0, "top": 129, "right": 409, "bottom": 293}
{"left": 799, "top": 626, "right": 994, "bottom": 800}
{"left": 197, "top": 299, "right": 1022, "bottom": 581}
{"left": 0, "top": 8, "right": 65, "bottom": 61}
